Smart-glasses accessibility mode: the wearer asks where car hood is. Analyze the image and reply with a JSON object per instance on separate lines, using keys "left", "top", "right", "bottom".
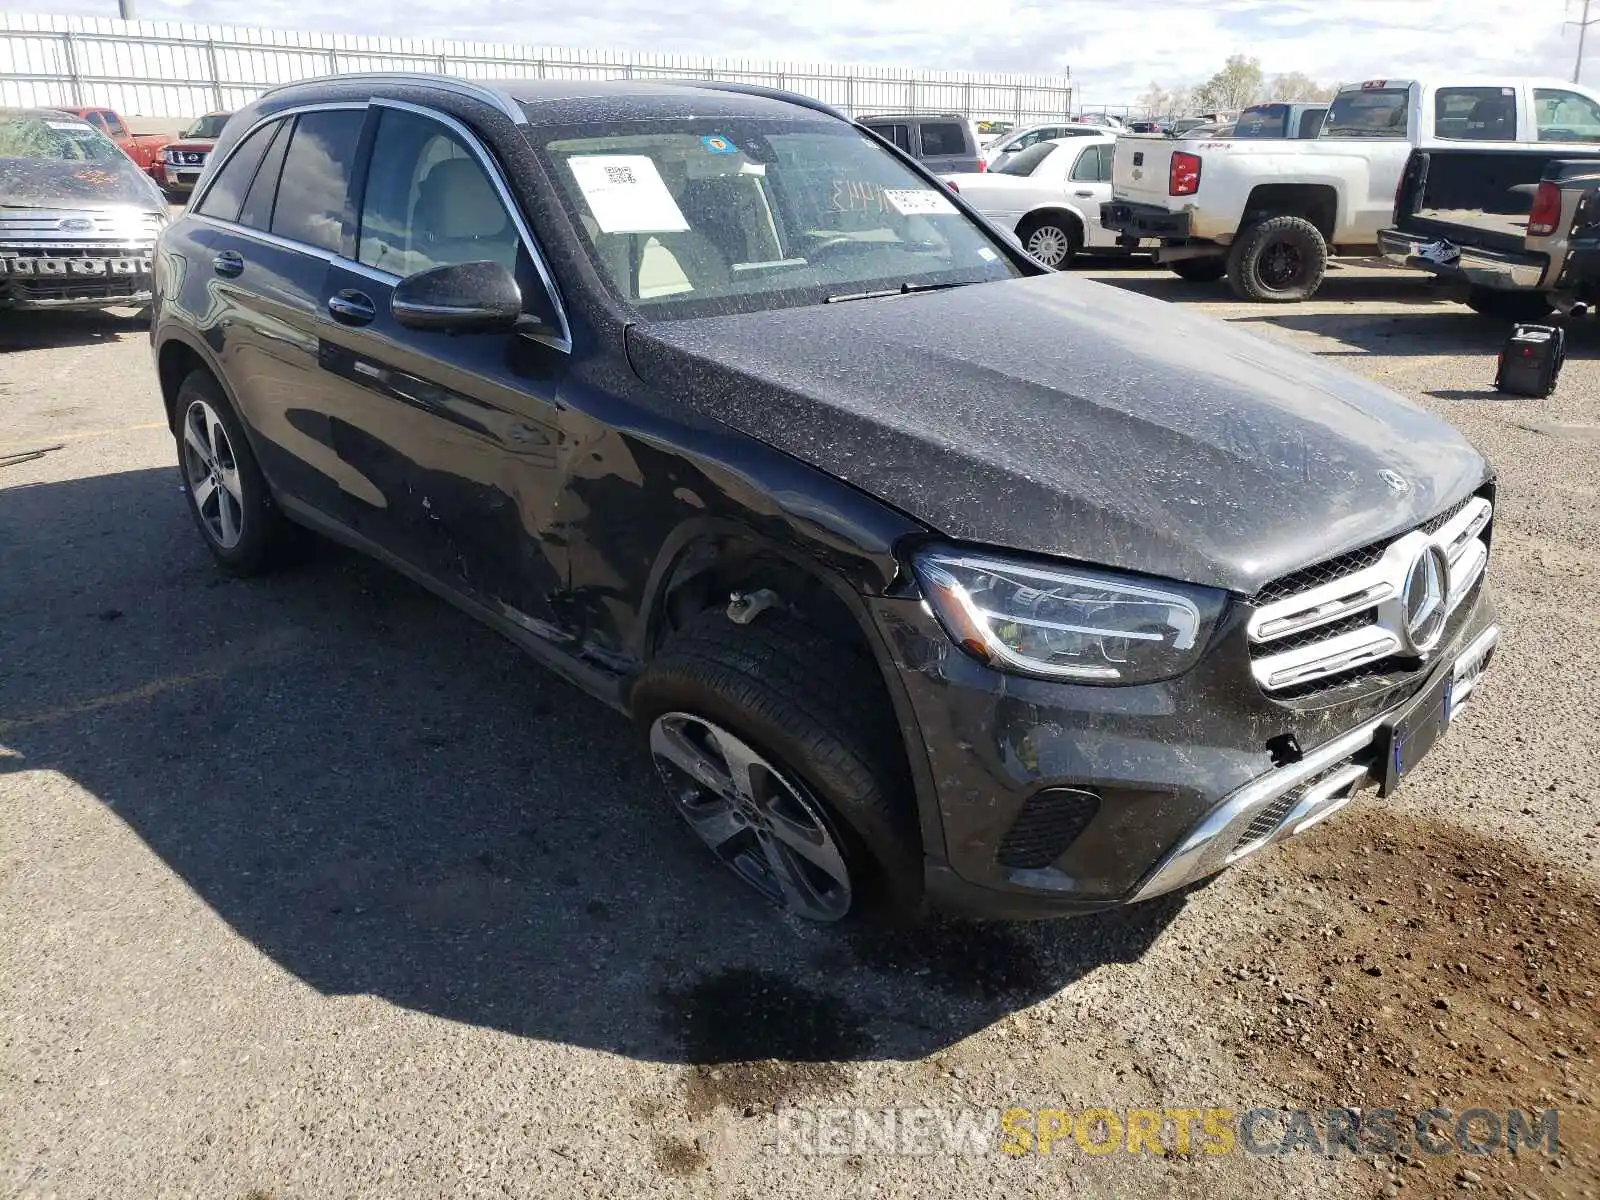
{"left": 0, "top": 156, "right": 165, "bottom": 209}
{"left": 624, "top": 273, "right": 1488, "bottom": 595}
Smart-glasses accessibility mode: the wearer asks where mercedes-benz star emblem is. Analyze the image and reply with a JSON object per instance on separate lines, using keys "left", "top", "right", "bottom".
{"left": 1402, "top": 544, "right": 1450, "bottom": 653}
{"left": 1380, "top": 469, "right": 1410, "bottom": 493}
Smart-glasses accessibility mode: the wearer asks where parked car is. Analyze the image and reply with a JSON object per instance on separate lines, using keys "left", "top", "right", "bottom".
{"left": 1380, "top": 93, "right": 1600, "bottom": 318}
{"left": 1232, "top": 101, "right": 1328, "bottom": 140}
{"left": 0, "top": 107, "right": 166, "bottom": 312}
{"left": 856, "top": 112, "right": 983, "bottom": 173}
{"left": 945, "top": 135, "right": 1125, "bottom": 268}
{"left": 58, "top": 105, "right": 173, "bottom": 184}
{"left": 1101, "top": 77, "right": 1600, "bottom": 301}
{"left": 983, "top": 121, "right": 1118, "bottom": 167}
{"left": 152, "top": 74, "right": 1500, "bottom": 925}
{"left": 160, "top": 111, "right": 233, "bottom": 199}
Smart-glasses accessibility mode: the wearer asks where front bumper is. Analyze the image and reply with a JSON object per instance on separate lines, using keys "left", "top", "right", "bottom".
{"left": 1377, "top": 227, "right": 1549, "bottom": 291}
{"left": 0, "top": 244, "right": 155, "bottom": 310}
{"left": 870, "top": 585, "right": 1499, "bottom": 920}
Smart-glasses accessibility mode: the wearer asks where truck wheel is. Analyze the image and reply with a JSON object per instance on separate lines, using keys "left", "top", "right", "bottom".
{"left": 1465, "top": 287, "right": 1554, "bottom": 323}
{"left": 632, "top": 611, "right": 923, "bottom": 926}
{"left": 1226, "top": 216, "right": 1328, "bottom": 302}
{"left": 1169, "top": 258, "right": 1227, "bottom": 283}
{"left": 1017, "top": 214, "right": 1079, "bottom": 269}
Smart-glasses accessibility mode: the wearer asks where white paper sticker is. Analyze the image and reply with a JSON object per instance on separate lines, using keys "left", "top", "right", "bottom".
{"left": 882, "top": 188, "right": 958, "bottom": 216}
{"left": 567, "top": 155, "right": 689, "bottom": 235}
{"left": 976, "top": 247, "right": 998, "bottom": 261}
{"left": 46, "top": 120, "right": 94, "bottom": 131}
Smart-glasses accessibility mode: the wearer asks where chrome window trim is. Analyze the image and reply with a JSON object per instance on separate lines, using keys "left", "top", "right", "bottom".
{"left": 190, "top": 101, "right": 369, "bottom": 217}
{"left": 367, "top": 97, "right": 572, "bottom": 352}
{"left": 189, "top": 212, "right": 338, "bottom": 264}
{"left": 263, "top": 72, "right": 527, "bottom": 127}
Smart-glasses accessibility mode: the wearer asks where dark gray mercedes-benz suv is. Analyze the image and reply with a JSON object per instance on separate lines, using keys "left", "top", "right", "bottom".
{"left": 149, "top": 73, "right": 1498, "bottom": 924}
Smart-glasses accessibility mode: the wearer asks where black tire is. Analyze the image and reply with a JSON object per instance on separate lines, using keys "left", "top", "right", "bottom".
{"left": 1017, "top": 214, "right": 1079, "bottom": 270}
{"left": 173, "top": 369, "right": 292, "bottom": 575}
{"left": 1465, "top": 286, "right": 1554, "bottom": 323}
{"left": 632, "top": 611, "right": 924, "bottom": 925}
{"left": 1168, "top": 257, "right": 1227, "bottom": 283}
{"left": 1226, "top": 215, "right": 1328, "bottom": 302}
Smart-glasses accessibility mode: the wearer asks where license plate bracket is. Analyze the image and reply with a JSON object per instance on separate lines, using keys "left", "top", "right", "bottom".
{"left": 1378, "top": 626, "right": 1499, "bottom": 796}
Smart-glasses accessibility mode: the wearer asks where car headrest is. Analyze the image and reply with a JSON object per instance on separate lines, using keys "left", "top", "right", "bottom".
{"left": 417, "top": 157, "right": 508, "bottom": 240}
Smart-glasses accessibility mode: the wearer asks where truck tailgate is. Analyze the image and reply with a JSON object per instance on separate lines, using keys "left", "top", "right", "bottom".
{"left": 1110, "top": 135, "right": 1179, "bottom": 206}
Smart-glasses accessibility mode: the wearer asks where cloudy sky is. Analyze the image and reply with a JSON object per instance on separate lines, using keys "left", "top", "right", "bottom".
{"left": 25, "top": 0, "right": 1597, "bottom": 104}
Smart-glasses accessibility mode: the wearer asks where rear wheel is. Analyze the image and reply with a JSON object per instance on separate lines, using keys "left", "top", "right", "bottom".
{"left": 1465, "top": 286, "right": 1554, "bottom": 323}
{"left": 1226, "top": 215, "right": 1328, "bottom": 302}
{"left": 174, "top": 370, "right": 291, "bottom": 575}
{"left": 1018, "top": 214, "right": 1079, "bottom": 270}
{"left": 1168, "top": 257, "right": 1227, "bottom": 283}
{"left": 632, "top": 612, "right": 923, "bottom": 925}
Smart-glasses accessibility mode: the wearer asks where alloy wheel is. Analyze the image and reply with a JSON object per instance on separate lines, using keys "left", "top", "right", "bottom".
{"left": 1259, "top": 239, "right": 1305, "bottom": 291}
{"left": 1025, "top": 224, "right": 1071, "bottom": 268}
{"left": 180, "top": 397, "right": 245, "bottom": 549}
{"left": 648, "top": 712, "right": 853, "bottom": 921}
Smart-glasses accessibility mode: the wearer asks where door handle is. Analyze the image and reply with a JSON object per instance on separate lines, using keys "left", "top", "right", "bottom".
{"left": 1074, "top": 189, "right": 1096, "bottom": 198}
{"left": 327, "top": 290, "right": 377, "bottom": 326}
{"left": 212, "top": 250, "right": 244, "bottom": 278}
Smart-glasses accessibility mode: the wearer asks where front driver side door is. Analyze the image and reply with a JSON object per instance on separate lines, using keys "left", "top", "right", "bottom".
{"left": 314, "top": 101, "right": 572, "bottom": 638}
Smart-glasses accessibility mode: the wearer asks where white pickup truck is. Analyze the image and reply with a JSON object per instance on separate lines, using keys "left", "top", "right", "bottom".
{"left": 1100, "top": 77, "right": 1600, "bottom": 301}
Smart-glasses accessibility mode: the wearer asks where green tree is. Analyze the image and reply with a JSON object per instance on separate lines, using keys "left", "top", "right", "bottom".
{"left": 1194, "top": 54, "right": 1264, "bottom": 112}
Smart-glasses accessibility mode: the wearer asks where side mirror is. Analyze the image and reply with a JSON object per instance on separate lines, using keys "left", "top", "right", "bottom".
{"left": 391, "top": 260, "right": 521, "bottom": 334}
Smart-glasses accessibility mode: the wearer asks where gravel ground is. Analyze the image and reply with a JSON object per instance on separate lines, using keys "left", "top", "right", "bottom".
{"left": 2, "top": 261, "right": 1596, "bottom": 1199}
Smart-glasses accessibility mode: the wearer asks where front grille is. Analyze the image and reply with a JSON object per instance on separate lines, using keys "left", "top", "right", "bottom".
{"left": 0, "top": 206, "right": 162, "bottom": 243}
{"left": 997, "top": 788, "right": 1099, "bottom": 870}
{"left": 1247, "top": 493, "right": 1493, "bottom": 697}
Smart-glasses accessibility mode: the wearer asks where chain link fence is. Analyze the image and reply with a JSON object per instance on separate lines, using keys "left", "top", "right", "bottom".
{"left": 0, "top": 13, "right": 1072, "bottom": 127}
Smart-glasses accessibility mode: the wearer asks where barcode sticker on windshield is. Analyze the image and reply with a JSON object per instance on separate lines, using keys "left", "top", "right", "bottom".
{"left": 567, "top": 154, "right": 689, "bottom": 234}
{"left": 882, "top": 188, "right": 958, "bottom": 217}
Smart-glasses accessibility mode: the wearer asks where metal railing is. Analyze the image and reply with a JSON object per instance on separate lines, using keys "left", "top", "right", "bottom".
{"left": 0, "top": 13, "right": 1072, "bottom": 126}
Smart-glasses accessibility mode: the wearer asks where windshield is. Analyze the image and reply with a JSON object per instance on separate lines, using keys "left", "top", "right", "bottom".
{"left": 994, "top": 142, "right": 1057, "bottom": 176}
{"left": 1322, "top": 88, "right": 1410, "bottom": 138}
{"left": 540, "top": 117, "right": 1020, "bottom": 319}
{"left": 0, "top": 113, "right": 124, "bottom": 162}
{"left": 1233, "top": 105, "right": 1288, "bottom": 138}
{"left": 183, "top": 113, "right": 230, "bottom": 139}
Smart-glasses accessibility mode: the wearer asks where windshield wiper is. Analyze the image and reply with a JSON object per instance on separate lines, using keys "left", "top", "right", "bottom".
{"left": 824, "top": 280, "right": 973, "bottom": 304}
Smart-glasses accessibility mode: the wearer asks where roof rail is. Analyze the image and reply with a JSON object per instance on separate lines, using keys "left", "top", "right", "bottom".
{"left": 260, "top": 71, "right": 526, "bottom": 125}
{"left": 670, "top": 80, "right": 851, "bottom": 123}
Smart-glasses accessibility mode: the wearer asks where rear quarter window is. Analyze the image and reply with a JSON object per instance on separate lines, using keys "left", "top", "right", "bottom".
{"left": 919, "top": 122, "right": 967, "bottom": 157}
{"left": 1322, "top": 88, "right": 1410, "bottom": 138}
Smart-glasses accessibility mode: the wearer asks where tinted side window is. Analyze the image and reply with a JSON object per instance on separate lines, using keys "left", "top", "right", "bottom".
{"left": 920, "top": 122, "right": 966, "bottom": 157}
{"left": 872, "top": 123, "right": 911, "bottom": 152}
{"left": 1070, "top": 144, "right": 1104, "bottom": 181}
{"left": 196, "top": 119, "right": 280, "bottom": 223}
{"left": 358, "top": 108, "right": 519, "bottom": 276}
{"left": 239, "top": 119, "right": 291, "bottom": 230}
{"left": 103, "top": 113, "right": 127, "bottom": 137}
{"left": 269, "top": 108, "right": 364, "bottom": 253}
{"left": 1297, "top": 108, "right": 1326, "bottom": 138}
{"left": 1435, "top": 86, "right": 1516, "bottom": 141}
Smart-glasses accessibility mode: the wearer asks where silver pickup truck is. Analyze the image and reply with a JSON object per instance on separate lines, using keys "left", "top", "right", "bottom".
{"left": 0, "top": 107, "right": 167, "bottom": 312}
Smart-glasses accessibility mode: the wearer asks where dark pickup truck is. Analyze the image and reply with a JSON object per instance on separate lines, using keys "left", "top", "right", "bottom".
{"left": 1379, "top": 144, "right": 1600, "bottom": 319}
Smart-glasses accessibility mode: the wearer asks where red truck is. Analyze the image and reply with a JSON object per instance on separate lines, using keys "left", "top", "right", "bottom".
{"left": 57, "top": 106, "right": 173, "bottom": 184}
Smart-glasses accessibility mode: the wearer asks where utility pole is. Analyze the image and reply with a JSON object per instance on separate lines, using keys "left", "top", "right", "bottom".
{"left": 117, "top": 0, "right": 136, "bottom": 17}
{"left": 1573, "top": 0, "right": 1599, "bottom": 82}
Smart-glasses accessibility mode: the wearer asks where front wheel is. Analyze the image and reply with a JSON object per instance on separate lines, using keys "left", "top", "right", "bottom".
{"left": 1226, "top": 216, "right": 1329, "bottom": 302}
{"left": 1018, "top": 215, "right": 1080, "bottom": 270}
{"left": 1465, "top": 286, "right": 1554, "bottom": 323}
{"left": 632, "top": 612, "right": 923, "bottom": 925}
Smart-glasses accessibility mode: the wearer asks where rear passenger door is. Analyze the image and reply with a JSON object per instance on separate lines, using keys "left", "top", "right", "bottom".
{"left": 192, "top": 105, "right": 368, "bottom": 515}
{"left": 314, "top": 101, "right": 571, "bottom": 628}
{"left": 1067, "top": 143, "right": 1116, "bottom": 246}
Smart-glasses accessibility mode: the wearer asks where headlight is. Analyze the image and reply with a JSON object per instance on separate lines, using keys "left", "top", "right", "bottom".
{"left": 913, "top": 548, "right": 1226, "bottom": 684}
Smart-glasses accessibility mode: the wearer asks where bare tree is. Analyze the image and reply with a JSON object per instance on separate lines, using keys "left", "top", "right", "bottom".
{"left": 1264, "top": 71, "right": 1337, "bottom": 102}
{"left": 1137, "top": 80, "right": 1172, "bottom": 117}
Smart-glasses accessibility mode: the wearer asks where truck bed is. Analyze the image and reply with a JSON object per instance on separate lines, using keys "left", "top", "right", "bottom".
{"left": 1417, "top": 208, "right": 1527, "bottom": 241}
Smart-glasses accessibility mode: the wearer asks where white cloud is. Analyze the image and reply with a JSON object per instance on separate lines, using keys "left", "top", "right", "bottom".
{"left": 17, "top": 0, "right": 1597, "bottom": 104}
